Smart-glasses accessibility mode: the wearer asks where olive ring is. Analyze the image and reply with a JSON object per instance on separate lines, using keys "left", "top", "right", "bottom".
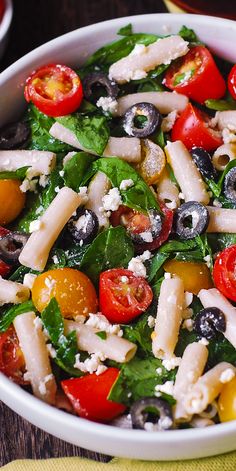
{"left": 123, "top": 102, "right": 162, "bottom": 138}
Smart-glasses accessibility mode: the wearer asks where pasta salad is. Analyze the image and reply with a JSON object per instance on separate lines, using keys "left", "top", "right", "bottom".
{"left": 1, "top": 24, "right": 236, "bottom": 431}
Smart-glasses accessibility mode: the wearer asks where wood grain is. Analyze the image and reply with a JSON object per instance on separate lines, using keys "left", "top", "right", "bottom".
{"left": 0, "top": 0, "right": 167, "bottom": 465}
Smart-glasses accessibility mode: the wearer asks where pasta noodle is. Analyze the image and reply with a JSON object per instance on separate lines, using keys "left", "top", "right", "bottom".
{"left": 13, "top": 312, "right": 57, "bottom": 405}
{"left": 206, "top": 206, "right": 236, "bottom": 233}
{"left": 19, "top": 187, "right": 82, "bottom": 271}
{"left": 152, "top": 276, "right": 184, "bottom": 359}
{"left": 184, "top": 362, "right": 235, "bottom": 415}
{"left": 156, "top": 167, "right": 180, "bottom": 209}
{"left": 173, "top": 342, "right": 208, "bottom": 421}
{"left": 0, "top": 150, "right": 56, "bottom": 176}
{"left": 0, "top": 277, "right": 30, "bottom": 306}
{"left": 85, "top": 171, "right": 111, "bottom": 228}
{"left": 113, "top": 91, "right": 188, "bottom": 117}
{"left": 64, "top": 320, "right": 137, "bottom": 363}
{"left": 216, "top": 110, "right": 236, "bottom": 131}
{"left": 212, "top": 143, "right": 236, "bottom": 171}
{"left": 199, "top": 288, "right": 236, "bottom": 349}
{"left": 165, "top": 141, "right": 210, "bottom": 204}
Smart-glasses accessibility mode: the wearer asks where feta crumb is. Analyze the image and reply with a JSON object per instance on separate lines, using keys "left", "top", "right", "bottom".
{"left": 165, "top": 200, "right": 177, "bottom": 210}
{"left": 203, "top": 255, "right": 212, "bottom": 269}
{"left": 161, "top": 110, "right": 178, "bottom": 133}
{"left": 20, "top": 178, "right": 38, "bottom": 193}
{"left": 96, "top": 96, "right": 118, "bottom": 115}
{"left": 220, "top": 368, "right": 235, "bottom": 384}
{"left": 39, "top": 175, "right": 49, "bottom": 188}
{"left": 35, "top": 205, "right": 43, "bottom": 215}
{"left": 59, "top": 170, "right": 65, "bottom": 177}
{"left": 23, "top": 273, "right": 37, "bottom": 290}
{"left": 52, "top": 255, "right": 59, "bottom": 265}
{"left": 148, "top": 315, "right": 155, "bottom": 328}
{"left": 183, "top": 291, "right": 193, "bottom": 309}
{"left": 119, "top": 179, "right": 134, "bottom": 191}
{"left": 74, "top": 352, "right": 106, "bottom": 374}
{"left": 96, "top": 364, "right": 108, "bottom": 376}
{"left": 182, "top": 319, "right": 193, "bottom": 331}
{"left": 38, "top": 374, "right": 54, "bottom": 395}
{"left": 156, "top": 367, "right": 163, "bottom": 375}
{"left": 23, "top": 372, "right": 31, "bottom": 382}
{"left": 213, "top": 199, "right": 222, "bottom": 208}
{"left": 47, "top": 343, "right": 57, "bottom": 359}
{"left": 222, "top": 128, "right": 236, "bottom": 144}
{"left": 74, "top": 315, "right": 86, "bottom": 324}
{"left": 85, "top": 312, "right": 123, "bottom": 337}
{"left": 155, "top": 380, "right": 174, "bottom": 396}
{"left": 29, "top": 219, "right": 42, "bottom": 233}
{"left": 139, "top": 231, "right": 153, "bottom": 243}
{"left": 102, "top": 187, "right": 122, "bottom": 212}
{"left": 164, "top": 272, "right": 172, "bottom": 279}
{"left": 44, "top": 276, "right": 56, "bottom": 290}
{"left": 139, "top": 250, "right": 152, "bottom": 262}
{"left": 128, "top": 257, "right": 146, "bottom": 278}
{"left": 199, "top": 337, "right": 209, "bottom": 346}
{"left": 54, "top": 186, "right": 60, "bottom": 193}
{"left": 179, "top": 192, "right": 185, "bottom": 200}
{"left": 33, "top": 316, "right": 43, "bottom": 331}
{"left": 162, "top": 357, "right": 181, "bottom": 371}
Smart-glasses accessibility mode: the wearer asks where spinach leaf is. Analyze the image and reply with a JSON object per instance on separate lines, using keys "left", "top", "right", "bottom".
{"left": 205, "top": 98, "right": 236, "bottom": 111}
{"left": 41, "top": 298, "right": 64, "bottom": 344}
{"left": 148, "top": 252, "right": 169, "bottom": 283}
{"left": 80, "top": 226, "right": 134, "bottom": 285}
{"left": 205, "top": 160, "right": 236, "bottom": 199}
{"left": 159, "top": 235, "right": 213, "bottom": 266}
{"left": 0, "top": 301, "right": 35, "bottom": 332}
{"left": 108, "top": 356, "right": 176, "bottom": 406}
{"left": 55, "top": 330, "right": 82, "bottom": 377}
{"left": 91, "top": 157, "right": 160, "bottom": 214}
{"left": 208, "top": 233, "right": 236, "bottom": 253}
{"left": 178, "top": 25, "right": 199, "bottom": 43}
{"left": 208, "top": 335, "right": 236, "bottom": 367}
{"left": 152, "top": 128, "right": 166, "bottom": 149}
{"left": 46, "top": 248, "right": 67, "bottom": 270}
{"left": 137, "top": 78, "right": 164, "bottom": 93}
{"left": 117, "top": 24, "right": 133, "bottom": 36}
{"left": 64, "top": 245, "right": 89, "bottom": 268}
{"left": 9, "top": 266, "right": 31, "bottom": 282}
{"left": 0, "top": 167, "right": 29, "bottom": 180}
{"left": 56, "top": 113, "right": 110, "bottom": 156}
{"left": 26, "top": 104, "right": 72, "bottom": 153}
{"left": 122, "top": 309, "right": 154, "bottom": 357}
{"left": 63, "top": 152, "right": 95, "bottom": 192}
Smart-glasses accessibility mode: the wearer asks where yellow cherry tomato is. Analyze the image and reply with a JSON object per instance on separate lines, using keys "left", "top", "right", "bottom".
{"left": 32, "top": 268, "right": 98, "bottom": 318}
{"left": 0, "top": 179, "right": 26, "bottom": 225}
{"left": 218, "top": 377, "right": 236, "bottom": 422}
{"left": 163, "top": 260, "right": 213, "bottom": 294}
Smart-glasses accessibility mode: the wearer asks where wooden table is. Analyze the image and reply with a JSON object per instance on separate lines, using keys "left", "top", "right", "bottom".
{"left": 0, "top": 0, "right": 167, "bottom": 465}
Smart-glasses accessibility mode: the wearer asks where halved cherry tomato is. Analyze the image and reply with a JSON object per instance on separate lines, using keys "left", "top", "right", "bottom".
{"left": 165, "top": 46, "right": 226, "bottom": 104}
{"left": 0, "top": 226, "right": 11, "bottom": 277}
{"left": 171, "top": 103, "right": 223, "bottom": 151}
{"left": 61, "top": 367, "right": 126, "bottom": 423}
{"left": 0, "top": 180, "right": 26, "bottom": 225}
{"left": 24, "top": 64, "right": 83, "bottom": 117}
{"left": 111, "top": 203, "right": 173, "bottom": 253}
{"left": 99, "top": 268, "right": 153, "bottom": 324}
{"left": 228, "top": 64, "right": 236, "bottom": 100}
{"left": 0, "top": 326, "right": 26, "bottom": 384}
{"left": 213, "top": 245, "right": 236, "bottom": 302}
{"left": 218, "top": 377, "right": 236, "bottom": 422}
{"left": 32, "top": 268, "right": 98, "bottom": 317}
{"left": 164, "top": 260, "right": 213, "bottom": 295}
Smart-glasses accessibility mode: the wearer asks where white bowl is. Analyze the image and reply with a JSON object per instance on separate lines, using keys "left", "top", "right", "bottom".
{"left": 0, "top": 13, "right": 236, "bottom": 461}
{"left": 0, "top": 0, "right": 13, "bottom": 61}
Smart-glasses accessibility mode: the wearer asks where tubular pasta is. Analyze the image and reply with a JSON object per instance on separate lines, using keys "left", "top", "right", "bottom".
{"left": 64, "top": 321, "right": 137, "bottom": 363}
{"left": 13, "top": 312, "right": 57, "bottom": 404}
{"left": 0, "top": 150, "right": 56, "bottom": 175}
{"left": 85, "top": 171, "right": 111, "bottom": 229}
{"left": 0, "top": 277, "right": 30, "bottom": 306}
{"left": 114, "top": 91, "right": 188, "bottom": 117}
{"left": 49, "top": 122, "right": 141, "bottom": 163}
{"left": 173, "top": 342, "right": 208, "bottom": 421}
{"left": 152, "top": 277, "right": 184, "bottom": 359}
{"left": 165, "top": 141, "right": 210, "bottom": 204}
{"left": 156, "top": 167, "right": 180, "bottom": 209}
{"left": 206, "top": 206, "right": 236, "bottom": 233}
{"left": 19, "top": 187, "right": 82, "bottom": 271}
{"left": 216, "top": 110, "right": 236, "bottom": 131}
{"left": 212, "top": 143, "right": 236, "bottom": 171}
{"left": 199, "top": 288, "right": 236, "bottom": 349}
{"left": 184, "top": 362, "right": 235, "bottom": 415}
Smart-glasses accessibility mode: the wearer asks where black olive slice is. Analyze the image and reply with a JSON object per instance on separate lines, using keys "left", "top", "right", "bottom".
{"left": 0, "top": 233, "right": 29, "bottom": 263}
{"left": 190, "top": 147, "right": 217, "bottom": 181}
{"left": 68, "top": 208, "right": 99, "bottom": 245}
{"left": 223, "top": 167, "right": 236, "bottom": 203}
{"left": 194, "top": 307, "right": 226, "bottom": 340}
{"left": 83, "top": 72, "right": 119, "bottom": 101}
{"left": 123, "top": 102, "right": 162, "bottom": 138}
{"left": 121, "top": 209, "right": 162, "bottom": 244}
{"left": 0, "top": 122, "right": 30, "bottom": 150}
{"left": 173, "top": 201, "right": 209, "bottom": 240}
{"left": 130, "top": 397, "right": 173, "bottom": 431}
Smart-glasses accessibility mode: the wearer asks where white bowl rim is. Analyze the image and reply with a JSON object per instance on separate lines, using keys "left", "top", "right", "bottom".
{"left": 0, "top": 0, "right": 13, "bottom": 44}
{"left": 0, "top": 12, "right": 236, "bottom": 458}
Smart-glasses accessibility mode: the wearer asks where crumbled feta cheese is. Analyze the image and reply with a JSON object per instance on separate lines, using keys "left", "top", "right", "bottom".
{"left": 199, "top": 337, "right": 209, "bottom": 346}
{"left": 29, "top": 219, "right": 42, "bottom": 233}
{"left": 148, "top": 315, "right": 155, "bottom": 328}
{"left": 85, "top": 313, "right": 123, "bottom": 337}
{"left": 23, "top": 273, "right": 37, "bottom": 290}
{"left": 52, "top": 255, "right": 59, "bottom": 265}
{"left": 96, "top": 96, "right": 118, "bottom": 114}
{"left": 44, "top": 276, "right": 56, "bottom": 290}
{"left": 23, "top": 371, "right": 31, "bottom": 382}
{"left": 139, "top": 231, "right": 153, "bottom": 243}
{"left": 162, "top": 357, "right": 181, "bottom": 371}
{"left": 156, "top": 367, "right": 163, "bottom": 375}
{"left": 203, "top": 255, "right": 212, "bottom": 269}
{"left": 128, "top": 257, "right": 147, "bottom": 278}
{"left": 222, "top": 128, "right": 236, "bottom": 144}
{"left": 161, "top": 110, "right": 178, "bottom": 133}
{"left": 155, "top": 380, "right": 174, "bottom": 397}
{"left": 74, "top": 352, "right": 106, "bottom": 374}
{"left": 20, "top": 178, "right": 38, "bottom": 193}
{"left": 47, "top": 343, "right": 57, "bottom": 359}
{"left": 78, "top": 186, "right": 88, "bottom": 201}
{"left": 96, "top": 364, "right": 108, "bottom": 376}
{"left": 102, "top": 187, "right": 122, "bottom": 212}
{"left": 213, "top": 199, "right": 222, "bottom": 208}
{"left": 74, "top": 213, "right": 90, "bottom": 233}
{"left": 59, "top": 170, "right": 65, "bottom": 177}
{"left": 164, "top": 272, "right": 172, "bottom": 279}
{"left": 130, "top": 43, "right": 147, "bottom": 56}
{"left": 165, "top": 200, "right": 177, "bottom": 210}
{"left": 139, "top": 250, "right": 152, "bottom": 262}
{"left": 119, "top": 179, "right": 134, "bottom": 191}
{"left": 220, "top": 368, "right": 235, "bottom": 384}
{"left": 178, "top": 192, "right": 185, "bottom": 200}
{"left": 79, "top": 240, "right": 84, "bottom": 247}
{"left": 54, "top": 186, "right": 60, "bottom": 193}
{"left": 183, "top": 291, "right": 193, "bottom": 309}
{"left": 35, "top": 205, "right": 43, "bottom": 215}
{"left": 38, "top": 374, "right": 54, "bottom": 395}
{"left": 182, "top": 319, "right": 193, "bottom": 331}
{"left": 74, "top": 315, "right": 86, "bottom": 324}
{"left": 39, "top": 175, "right": 49, "bottom": 188}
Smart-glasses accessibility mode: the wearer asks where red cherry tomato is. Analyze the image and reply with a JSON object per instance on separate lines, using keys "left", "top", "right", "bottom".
{"left": 165, "top": 46, "right": 226, "bottom": 104}
{"left": 61, "top": 367, "right": 125, "bottom": 423}
{"left": 228, "top": 65, "right": 236, "bottom": 100}
{"left": 171, "top": 103, "right": 223, "bottom": 151}
{"left": 0, "top": 0, "right": 5, "bottom": 22}
{"left": 99, "top": 268, "right": 153, "bottom": 324}
{"left": 213, "top": 245, "right": 236, "bottom": 302}
{"left": 24, "top": 64, "right": 83, "bottom": 117}
{"left": 110, "top": 203, "right": 173, "bottom": 253}
{"left": 0, "top": 327, "right": 26, "bottom": 384}
{"left": 0, "top": 226, "right": 11, "bottom": 277}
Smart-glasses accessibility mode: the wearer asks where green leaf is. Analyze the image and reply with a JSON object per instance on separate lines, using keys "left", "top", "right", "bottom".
{"left": 0, "top": 166, "right": 30, "bottom": 180}
{"left": 46, "top": 248, "right": 67, "bottom": 270}
{"left": 96, "top": 331, "right": 107, "bottom": 340}
{"left": 56, "top": 113, "right": 110, "bottom": 156}
{"left": 9, "top": 266, "right": 31, "bottom": 282}
{"left": 205, "top": 99, "right": 236, "bottom": 111}
{"left": 208, "top": 233, "right": 236, "bottom": 253}
{"left": 55, "top": 330, "right": 83, "bottom": 377}
{"left": 117, "top": 24, "right": 133, "bottom": 36}
{"left": 64, "top": 244, "right": 88, "bottom": 268}
{"left": 206, "top": 159, "right": 236, "bottom": 199}
{"left": 152, "top": 128, "right": 166, "bottom": 149}
{"left": 41, "top": 298, "right": 64, "bottom": 345}
{"left": 63, "top": 152, "right": 95, "bottom": 192}
{"left": 80, "top": 226, "right": 134, "bottom": 285}
{"left": 0, "top": 301, "right": 35, "bottom": 333}
{"left": 92, "top": 157, "right": 160, "bottom": 214}
{"left": 148, "top": 252, "right": 169, "bottom": 283}
{"left": 108, "top": 356, "right": 176, "bottom": 406}
{"left": 137, "top": 78, "right": 164, "bottom": 93}
{"left": 122, "top": 308, "right": 154, "bottom": 357}
{"left": 178, "top": 25, "right": 199, "bottom": 43}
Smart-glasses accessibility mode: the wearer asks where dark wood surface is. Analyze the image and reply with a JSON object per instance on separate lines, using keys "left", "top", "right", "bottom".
{"left": 0, "top": 0, "right": 167, "bottom": 466}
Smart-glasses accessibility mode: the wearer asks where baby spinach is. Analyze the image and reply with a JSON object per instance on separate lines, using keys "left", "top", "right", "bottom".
{"left": 63, "top": 152, "right": 95, "bottom": 192}
{"left": 205, "top": 98, "right": 236, "bottom": 111}
{"left": 205, "top": 159, "right": 236, "bottom": 199}
{"left": 41, "top": 297, "right": 64, "bottom": 344}
{"left": 91, "top": 157, "right": 160, "bottom": 214}
{"left": 208, "top": 233, "right": 236, "bottom": 253}
{"left": 56, "top": 113, "right": 110, "bottom": 156}
{"left": 0, "top": 167, "right": 29, "bottom": 180}
{"left": 178, "top": 25, "right": 199, "bottom": 43}
{"left": 0, "top": 301, "right": 35, "bottom": 333}
{"left": 117, "top": 24, "right": 133, "bottom": 36}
